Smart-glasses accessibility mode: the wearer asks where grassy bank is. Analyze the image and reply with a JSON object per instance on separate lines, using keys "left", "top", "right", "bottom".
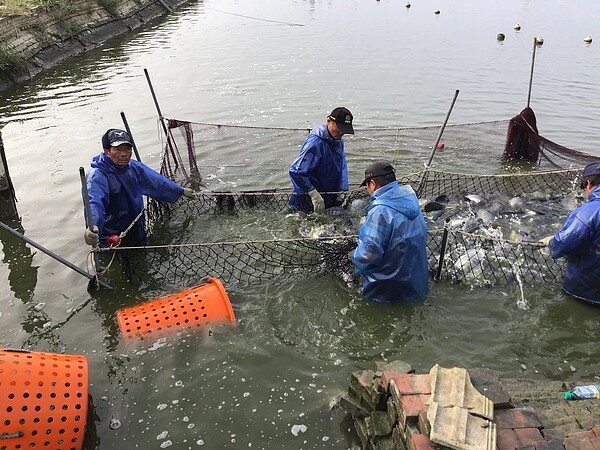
{"left": 0, "top": 0, "right": 121, "bottom": 17}
{"left": 0, "top": 1, "right": 63, "bottom": 17}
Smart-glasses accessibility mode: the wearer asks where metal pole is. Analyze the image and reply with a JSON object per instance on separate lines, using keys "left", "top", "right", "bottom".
{"left": 0, "top": 221, "right": 112, "bottom": 289}
{"left": 0, "top": 130, "right": 18, "bottom": 219}
{"left": 527, "top": 37, "right": 537, "bottom": 108}
{"left": 120, "top": 111, "right": 142, "bottom": 162}
{"left": 157, "top": 0, "right": 173, "bottom": 13}
{"left": 436, "top": 218, "right": 451, "bottom": 280}
{"left": 144, "top": 68, "right": 173, "bottom": 148}
{"left": 416, "top": 89, "right": 460, "bottom": 197}
{"left": 79, "top": 167, "right": 104, "bottom": 290}
{"left": 143, "top": 68, "right": 180, "bottom": 175}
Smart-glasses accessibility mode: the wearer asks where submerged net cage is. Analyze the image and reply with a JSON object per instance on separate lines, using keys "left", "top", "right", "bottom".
{"left": 92, "top": 117, "right": 599, "bottom": 291}
{"left": 95, "top": 228, "right": 564, "bottom": 290}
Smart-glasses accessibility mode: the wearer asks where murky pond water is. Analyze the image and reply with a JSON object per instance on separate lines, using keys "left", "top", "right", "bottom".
{"left": 1, "top": 0, "right": 600, "bottom": 448}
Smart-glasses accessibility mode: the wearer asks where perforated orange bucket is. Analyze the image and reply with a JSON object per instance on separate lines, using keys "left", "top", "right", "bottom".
{"left": 117, "top": 277, "right": 236, "bottom": 340}
{"left": 0, "top": 348, "right": 88, "bottom": 450}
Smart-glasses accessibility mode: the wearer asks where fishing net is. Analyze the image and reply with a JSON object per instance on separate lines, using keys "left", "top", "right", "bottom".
{"left": 94, "top": 228, "right": 564, "bottom": 290}
{"left": 148, "top": 167, "right": 582, "bottom": 216}
{"left": 92, "top": 116, "right": 600, "bottom": 291}
{"left": 503, "top": 107, "right": 600, "bottom": 167}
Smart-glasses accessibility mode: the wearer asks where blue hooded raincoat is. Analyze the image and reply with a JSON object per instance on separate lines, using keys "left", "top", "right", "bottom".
{"left": 352, "top": 182, "right": 429, "bottom": 303}
{"left": 289, "top": 124, "right": 348, "bottom": 212}
{"left": 86, "top": 153, "right": 183, "bottom": 247}
{"left": 549, "top": 185, "right": 600, "bottom": 305}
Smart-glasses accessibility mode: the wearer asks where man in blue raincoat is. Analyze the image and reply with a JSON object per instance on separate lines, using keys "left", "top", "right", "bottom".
{"left": 83, "top": 128, "right": 195, "bottom": 248}
{"left": 543, "top": 161, "right": 600, "bottom": 305}
{"left": 352, "top": 161, "right": 429, "bottom": 303}
{"left": 289, "top": 107, "right": 353, "bottom": 213}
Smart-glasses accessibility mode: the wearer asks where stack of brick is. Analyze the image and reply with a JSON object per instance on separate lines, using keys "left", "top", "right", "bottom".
{"left": 340, "top": 361, "right": 594, "bottom": 450}
{"left": 339, "top": 360, "right": 439, "bottom": 449}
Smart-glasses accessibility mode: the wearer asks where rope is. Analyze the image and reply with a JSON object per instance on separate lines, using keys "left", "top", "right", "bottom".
{"left": 119, "top": 209, "right": 145, "bottom": 241}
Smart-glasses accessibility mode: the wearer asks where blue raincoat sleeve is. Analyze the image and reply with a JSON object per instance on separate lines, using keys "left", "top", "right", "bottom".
{"left": 338, "top": 154, "right": 349, "bottom": 191}
{"left": 133, "top": 160, "right": 184, "bottom": 203}
{"left": 550, "top": 210, "right": 592, "bottom": 259}
{"left": 289, "top": 137, "right": 320, "bottom": 193}
{"left": 86, "top": 169, "right": 110, "bottom": 233}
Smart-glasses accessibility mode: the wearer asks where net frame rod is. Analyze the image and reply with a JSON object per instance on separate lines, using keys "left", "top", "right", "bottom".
{"left": 79, "top": 167, "right": 106, "bottom": 290}
{"left": 416, "top": 89, "right": 460, "bottom": 196}
{"left": 120, "top": 111, "right": 142, "bottom": 162}
{"left": 0, "top": 220, "right": 112, "bottom": 289}
{"left": 144, "top": 68, "right": 176, "bottom": 159}
{"left": 436, "top": 218, "right": 451, "bottom": 280}
{"left": 527, "top": 37, "right": 537, "bottom": 108}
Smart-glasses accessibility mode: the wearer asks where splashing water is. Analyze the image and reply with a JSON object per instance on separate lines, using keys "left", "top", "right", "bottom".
{"left": 513, "top": 262, "right": 529, "bottom": 310}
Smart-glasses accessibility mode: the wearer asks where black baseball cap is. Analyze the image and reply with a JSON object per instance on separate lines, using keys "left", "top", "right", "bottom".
{"left": 101, "top": 129, "right": 133, "bottom": 149}
{"left": 360, "top": 161, "right": 396, "bottom": 186}
{"left": 328, "top": 107, "right": 354, "bottom": 135}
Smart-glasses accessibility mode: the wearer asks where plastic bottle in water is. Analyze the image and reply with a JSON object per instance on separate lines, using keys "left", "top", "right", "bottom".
{"left": 563, "top": 384, "right": 600, "bottom": 400}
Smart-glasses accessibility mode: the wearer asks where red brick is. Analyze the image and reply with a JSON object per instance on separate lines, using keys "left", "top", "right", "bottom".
{"left": 535, "top": 438, "right": 566, "bottom": 450}
{"left": 569, "top": 430, "right": 596, "bottom": 440}
{"left": 398, "top": 394, "right": 429, "bottom": 428}
{"left": 380, "top": 373, "right": 431, "bottom": 394}
{"left": 563, "top": 436, "right": 594, "bottom": 450}
{"left": 408, "top": 434, "right": 436, "bottom": 450}
{"left": 497, "top": 428, "right": 520, "bottom": 449}
{"left": 494, "top": 408, "right": 543, "bottom": 430}
{"left": 515, "top": 427, "right": 545, "bottom": 446}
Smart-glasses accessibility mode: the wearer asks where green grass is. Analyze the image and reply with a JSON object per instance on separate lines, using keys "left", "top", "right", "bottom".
{"left": 97, "top": 0, "right": 119, "bottom": 16}
{"left": 0, "top": 0, "right": 78, "bottom": 17}
{"left": 0, "top": 45, "right": 27, "bottom": 81}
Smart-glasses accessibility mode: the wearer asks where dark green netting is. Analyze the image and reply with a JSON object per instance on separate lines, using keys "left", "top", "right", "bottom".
{"left": 91, "top": 119, "right": 597, "bottom": 290}
{"left": 94, "top": 228, "right": 563, "bottom": 289}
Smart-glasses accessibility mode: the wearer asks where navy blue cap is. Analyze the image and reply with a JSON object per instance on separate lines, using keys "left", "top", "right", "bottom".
{"left": 582, "top": 161, "right": 600, "bottom": 178}
{"left": 101, "top": 129, "right": 133, "bottom": 149}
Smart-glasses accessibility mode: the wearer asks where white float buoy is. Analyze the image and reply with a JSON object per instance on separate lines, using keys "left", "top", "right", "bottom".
{"left": 535, "top": 36, "right": 544, "bottom": 46}
{"left": 497, "top": 33, "right": 505, "bottom": 42}
{"left": 513, "top": 23, "right": 521, "bottom": 31}
{"left": 584, "top": 35, "right": 593, "bottom": 44}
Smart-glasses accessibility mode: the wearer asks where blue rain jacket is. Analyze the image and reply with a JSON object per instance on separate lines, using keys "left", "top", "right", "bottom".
{"left": 289, "top": 124, "right": 348, "bottom": 212}
{"left": 86, "top": 153, "right": 183, "bottom": 247}
{"left": 352, "top": 182, "right": 429, "bottom": 303}
{"left": 550, "top": 186, "right": 600, "bottom": 305}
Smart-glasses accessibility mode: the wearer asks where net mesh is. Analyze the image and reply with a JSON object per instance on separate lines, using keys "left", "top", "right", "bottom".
{"left": 94, "top": 116, "right": 600, "bottom": 290}
{"left": 96, "top": 229, "right": 563, "bottom": 289}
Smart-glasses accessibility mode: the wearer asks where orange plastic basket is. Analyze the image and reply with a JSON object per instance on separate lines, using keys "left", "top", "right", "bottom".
{"left": 0, "top": 349, "right": 88, "bottom": 450}
{"left": 117, "top": 277, "right": 236, "bottom": 340}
